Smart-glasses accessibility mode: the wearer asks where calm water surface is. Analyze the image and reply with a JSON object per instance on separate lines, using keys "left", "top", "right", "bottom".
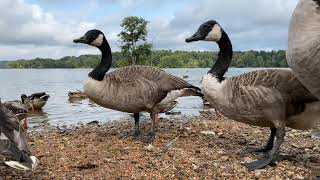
{"left": 0, "top": 68, "right": 261, "bottom": 129}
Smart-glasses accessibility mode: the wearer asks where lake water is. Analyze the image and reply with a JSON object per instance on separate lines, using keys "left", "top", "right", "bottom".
{"left": 0, "top": 68, "right": 260, "bottom": 130}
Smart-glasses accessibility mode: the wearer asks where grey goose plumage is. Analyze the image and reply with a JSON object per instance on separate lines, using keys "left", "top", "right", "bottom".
{"left": 73, "top": 30, "right": 203, "bottom": 137}
{"left": 186, "top": 20, "right": 320, "bottom": 170}
{"left": 287, "top": 0, "right": 320, "bottom": 99}
{"left": 0, "top": 99, "right": 38, "bottom": 171}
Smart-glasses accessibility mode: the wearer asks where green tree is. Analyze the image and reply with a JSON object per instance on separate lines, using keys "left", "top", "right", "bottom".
{"left": 118, "top": 16, "right": 152, "bottom": 65}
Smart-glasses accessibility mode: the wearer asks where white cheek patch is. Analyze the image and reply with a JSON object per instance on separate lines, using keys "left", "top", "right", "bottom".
{"left": 205, "top": 24, "right": 222, "bottom": 42}
{"left": 0, "top": 133, "right": 8, "bottom": 140}
{"left": 91, "top": 34, "right": 104, "bottom": 47}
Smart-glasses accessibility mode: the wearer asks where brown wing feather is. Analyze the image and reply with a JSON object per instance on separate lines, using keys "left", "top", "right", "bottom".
{"left": 98, "top": 65, "right": 201, "bottom": 112}
{"left": 228, "top": 69, "right": 316, "bottom": 103}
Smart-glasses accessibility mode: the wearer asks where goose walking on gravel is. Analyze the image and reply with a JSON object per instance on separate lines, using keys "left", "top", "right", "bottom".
{"left": 186, "top": 20, "right": 320, "bottom": 170}
{"left": 73, "top": 29, "right": 203, "bottom": 138}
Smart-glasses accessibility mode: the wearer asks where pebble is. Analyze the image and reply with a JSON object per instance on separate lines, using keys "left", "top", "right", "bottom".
{"left": 221, "top": 156, "right": 229, "bottom": 161}
{"left": 255, "top": 170, "right": 262, "bottom": 178}
{"left": 244, "top": 157, "right": 253, "bottom": 163}
{"left": 192, "top": 164, "right": 199, "bottom": 170}
{"left": 144, "top": 144, "right": 155, "bottom": 152}
{"left": 294, "top": 175, "right": 304, "bottom": 180}
{"left": 201, "top": 131, "right": 216, "bottom": 136}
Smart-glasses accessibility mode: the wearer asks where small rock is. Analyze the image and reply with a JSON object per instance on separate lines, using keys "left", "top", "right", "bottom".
{"left": 293, "top": 175, "right": 304, "bottom": 180}
{"left": 192, "top": 164, "right": 199, "bottom": 170}
{"left": 255, "top": 170, "right": 262, "bottom": 178}
{"left": 185, "top": 127, "right": 192, "bottom": 131}
{"left": 217, "top": 150, "right": 224, "bottom": 154}
{"left": 165, "top": 111, "right": 181, "bottom": 115}
{"left": 244, "top": 157, "right": 253, "bottom": 163}
{"left": 144, "top": 144, "right": 154, "bottom": 152}
{"left": 87, "top": 121, "right": 99, "bottom": 125}
{"left": 200, "top": 131, "right": 215, "bottom": 136}
{"left": 221, "top": 156, "right": 229, "bottom": 161}
{"left": 311, "top": 132, "right": 320, "bottom": 140}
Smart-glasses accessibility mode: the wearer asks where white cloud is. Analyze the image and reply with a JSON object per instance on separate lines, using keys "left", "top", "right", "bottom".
{"left": 148, "top": 0, "right": 298, "bottom": 51}
{"left": 0, "top": 0, "right": 299, "bottom": 61}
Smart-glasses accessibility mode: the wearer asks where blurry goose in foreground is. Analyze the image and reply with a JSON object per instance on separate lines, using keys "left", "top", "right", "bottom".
{"left": 2, "top": 101, "right": 28, "bottom": 129}
{"left": 287, "top": 0, "right": 320, "bottom": 100}
{"left": 73, "top": 29, "right": 203, "bottom": 138}
{"left": 3, "top": 101, "right": 28, "bottom": 120}
{"left": 21, "top": 92, "right": 50, "bottom": 111}
{"left": 186, "top": 20, "right": 320, "bottom": 170}
{"left": 0, "top": 99, "right": 38, "bottom": 171}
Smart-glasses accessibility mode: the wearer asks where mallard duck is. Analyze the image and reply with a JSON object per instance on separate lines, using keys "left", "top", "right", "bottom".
{"left": 186, "top": 20, "right": 320, "bottom": 170}
{"left": 68, "top": 90, "right": 88, "bottom": 101}
{"left": 21, "top": 92, "right": 50, "bottom": 111}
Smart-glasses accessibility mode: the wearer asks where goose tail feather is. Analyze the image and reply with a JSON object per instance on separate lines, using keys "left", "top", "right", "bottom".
{"left": 5, "top": 156, "right": 39, "bottom": 171}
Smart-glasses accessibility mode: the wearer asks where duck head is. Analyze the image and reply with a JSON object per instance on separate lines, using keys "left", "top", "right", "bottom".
{"left": 186, "top": 20, "right": 223, "bottom": 43}
{"left": 73, "top": 29, "right": 105, "bottom": 47}
{"left": 21, "top": 94, "right": 27, "bottom": 104}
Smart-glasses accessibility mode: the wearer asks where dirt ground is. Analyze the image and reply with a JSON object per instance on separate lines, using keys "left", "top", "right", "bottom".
{"left": 0, "top": 115, "right": 319, "bottom": 179}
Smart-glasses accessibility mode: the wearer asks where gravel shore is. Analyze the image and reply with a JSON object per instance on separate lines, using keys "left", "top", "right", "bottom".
{"left": 1, "top": 115, "right": 319, "bottom": 179}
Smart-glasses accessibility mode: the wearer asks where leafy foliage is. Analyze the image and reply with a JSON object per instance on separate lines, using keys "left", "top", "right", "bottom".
{"left": 5, "top": 50, "right": 288, "bottom": 69}
{"left": 118, "top": 16, "right": 152, "bottom": 65}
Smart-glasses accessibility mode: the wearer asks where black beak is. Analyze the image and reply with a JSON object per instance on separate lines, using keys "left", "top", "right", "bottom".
{"left": 73, "top": 36, "right": 88, "bottom": 44}
{"left": 185, "top": 32, "right": 203, "bottom": 43}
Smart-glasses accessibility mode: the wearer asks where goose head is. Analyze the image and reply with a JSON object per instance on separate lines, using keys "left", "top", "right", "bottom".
{"left": 186, "top": 20, "right": 223, "bottom": 43}
{"left": 73, "top": 29, "right": 105, "bottom": 47}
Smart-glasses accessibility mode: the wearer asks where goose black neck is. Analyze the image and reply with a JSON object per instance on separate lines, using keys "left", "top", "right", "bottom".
{"left": 89, "top": 38, "right": 112, "bottom": 81}
{"left": 208, "top": 31, "right": 233, "bottom": 82}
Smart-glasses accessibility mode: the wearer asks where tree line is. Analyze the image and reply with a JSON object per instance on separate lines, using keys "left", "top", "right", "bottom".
{"left": 5, "top": 50, "right": 287, "bottom": 69}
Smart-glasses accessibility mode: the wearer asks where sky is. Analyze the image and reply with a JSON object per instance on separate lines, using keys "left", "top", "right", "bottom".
{"left": 0, "top": 0, "right": 298, "bottom": 61}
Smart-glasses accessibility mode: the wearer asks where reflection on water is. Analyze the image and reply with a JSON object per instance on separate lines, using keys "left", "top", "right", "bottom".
{"left": 0, "top": 68, "right": 261, "bottom": 130}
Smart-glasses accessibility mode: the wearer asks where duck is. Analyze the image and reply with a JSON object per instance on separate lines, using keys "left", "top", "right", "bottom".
{"left": 21, "top": 92, "right": 50, "bottom": 111}
{"left": 4, "top": 92, "right": 49, "bottom": 112}
{"left": 68, "top": 90, "right": 88, "bottom": 101}
{"left": 0, "top": 99, "right": 38, "bottom": 171}
{"left": 73, "top": 29, "right": 203, "bottom": 137}
{"left": 185, "top": 20, "right": 320, "bottom": 170}
{"left": 287, "top": 0, "right": 320, "bottom": 100}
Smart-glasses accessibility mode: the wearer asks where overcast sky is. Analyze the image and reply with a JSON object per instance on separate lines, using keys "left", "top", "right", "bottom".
{"left": 0, "top": 0, "right": 298, "bottom": 61}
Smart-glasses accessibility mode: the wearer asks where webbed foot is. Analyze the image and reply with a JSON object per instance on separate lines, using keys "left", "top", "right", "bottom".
{"left": 244, "top": 157, "right": 276, "bottom": 170}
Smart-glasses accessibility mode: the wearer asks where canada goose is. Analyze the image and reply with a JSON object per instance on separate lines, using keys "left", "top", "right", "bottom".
{"left": 287, "top": 0, "right": 320, "bottom": 99}
{"left": 21, "top": 92, "right": 50, "bottom": 111}
{"left": 0, "top": 99, "right": 38, "bottom": 171}
{"left": 186, "top": 20, "right": 320, "bottom": 170}
{"left": 73, "top": 29, "right": 203, "bottom": 137}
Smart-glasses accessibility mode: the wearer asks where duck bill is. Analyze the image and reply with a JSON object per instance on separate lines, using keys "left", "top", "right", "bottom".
{"left": 185, "top": 32, "right": 203, "bottom": 43}
{"left": 73, "top": 36, "right": 88, "bottom": 44}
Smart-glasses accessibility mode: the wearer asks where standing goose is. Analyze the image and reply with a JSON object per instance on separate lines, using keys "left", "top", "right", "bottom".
{"left": 73, "top": 30, "right": 203, "bottom": 137}
{"left": 186, "top": 20, "right": 320, "bottom": 170}
{"left": 0, "top": 99, "right": 38, "bottom": 171}
{"left": 287, "top": 0, "right": 320, "bottom": 99}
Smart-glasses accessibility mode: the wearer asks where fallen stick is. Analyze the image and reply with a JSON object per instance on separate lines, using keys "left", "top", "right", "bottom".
{"left": 157, "top": 135, "right": 180, "bottom": 156}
